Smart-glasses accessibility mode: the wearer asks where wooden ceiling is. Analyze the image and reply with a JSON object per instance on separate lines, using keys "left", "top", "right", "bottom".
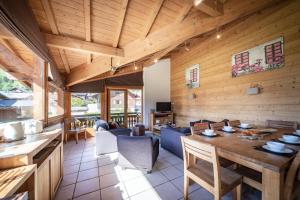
{"left": 0, "top": 0, "right": 279, "bottom": 87}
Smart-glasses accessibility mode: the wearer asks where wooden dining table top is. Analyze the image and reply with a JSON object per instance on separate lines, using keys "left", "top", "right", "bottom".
{"left": 185, "top": 127, "right": 300, "bottom": 172}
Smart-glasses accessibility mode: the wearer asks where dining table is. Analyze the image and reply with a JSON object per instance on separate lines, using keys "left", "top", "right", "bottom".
{"left": 184, "top": 127, "right": 300, "bottom": 200}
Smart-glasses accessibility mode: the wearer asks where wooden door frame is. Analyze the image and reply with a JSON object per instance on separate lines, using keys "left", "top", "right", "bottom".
{"left": 106, "top": 86, "right": 143, "bottom": 127}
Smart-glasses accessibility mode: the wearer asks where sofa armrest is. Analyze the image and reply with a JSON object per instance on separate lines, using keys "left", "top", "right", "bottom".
{"left": 160, "top": 127, "right": 191, "bottom": 159}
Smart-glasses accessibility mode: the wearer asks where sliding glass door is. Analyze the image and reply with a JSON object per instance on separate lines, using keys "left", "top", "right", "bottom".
{"left": 108, "top": 88, "right": 142, "bottom": 128}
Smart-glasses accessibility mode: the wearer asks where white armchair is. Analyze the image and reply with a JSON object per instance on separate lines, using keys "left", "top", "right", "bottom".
{"left": 95, "top": 128, "right": 118, "bottom": 155}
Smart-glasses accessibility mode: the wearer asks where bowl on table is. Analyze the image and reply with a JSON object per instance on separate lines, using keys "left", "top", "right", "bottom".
{"left": 223, "top": 126, "right": 233, "bottom": 132}
{"left": 266, "top": 141, "right": 285, "bottom": 152}
{"left": 240, "top": 123, "right": 250, "bottom": 128}
{"left": 282, "top": 135, "right": 299, "bottom": 143}
{"left": 203, "top": 129, "right": 215, "bottom": 136}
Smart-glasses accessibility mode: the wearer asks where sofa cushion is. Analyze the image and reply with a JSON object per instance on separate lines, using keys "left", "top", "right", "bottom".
{"left": 110, "top": 128, "right": 131, "bottom": 136}
{"left": 95, "top": 120, "right": 109, "bottom": 130}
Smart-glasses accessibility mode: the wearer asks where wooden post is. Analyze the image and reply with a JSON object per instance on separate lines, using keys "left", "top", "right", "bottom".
{"left": 32, "top": 57, "right": 47, "bottom": 124}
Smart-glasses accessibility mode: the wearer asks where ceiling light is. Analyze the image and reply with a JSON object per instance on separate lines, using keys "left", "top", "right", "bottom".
{"left": 194, "top": 0, "right": 204, "bottom": 6}
{"left": 154, "top": 59, "right": 158, "bottom": 63}
{"left": 184, "top": 41, "right": 190, "bottom": 51}
{"left": 134, "top": 66, "right": 138, "bottom": 70}
{"left": 216, "top": 34, "right": 221, "bottom": 39}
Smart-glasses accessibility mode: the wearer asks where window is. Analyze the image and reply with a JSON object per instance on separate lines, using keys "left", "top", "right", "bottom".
{"left": 48, "top": 82, "right": 64, "bottom": 118}
{"left": 71, "top": 93, "right": 101, "bottom": 117}
{"left": 0, "top": 69, "right": 33, "bottom": 123}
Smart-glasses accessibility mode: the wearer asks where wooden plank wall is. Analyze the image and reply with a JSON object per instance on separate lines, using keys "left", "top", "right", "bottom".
{"left": 171, "top": 0, "right": 300, "bottom": 127}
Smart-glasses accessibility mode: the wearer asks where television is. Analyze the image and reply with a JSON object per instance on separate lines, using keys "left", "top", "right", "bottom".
{"left": 156, "top": 102, "right": 172, "bottom": 112}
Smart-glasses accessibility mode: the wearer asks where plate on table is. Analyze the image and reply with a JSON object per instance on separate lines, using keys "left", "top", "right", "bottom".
{"left": 221, "top": 128, "right": 236, "bottom": 133}
{"left": 278, "top": 138, "right": 300, "bottom": 145}
{"left": 262, "top": 145, "right": 294, "bottom": 154}
{"left": 238, "top": 125, "right": 253, "bottom": 129}
{"left": 201, "top": 132, "right": 218, "bottom": 137}
{"left": 293, "top": 132, "right": 300, "bottom": 137}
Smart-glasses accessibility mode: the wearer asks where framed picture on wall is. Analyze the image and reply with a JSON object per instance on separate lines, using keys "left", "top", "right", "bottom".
{"left": 232, "top": 36, "right": 284, "bottom": 77}
{"left": 185, "top": 64, "right": 200, "bottom": 88}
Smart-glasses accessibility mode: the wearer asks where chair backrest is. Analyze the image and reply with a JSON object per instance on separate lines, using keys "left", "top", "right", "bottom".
{"left": 190, "top": 122, "right": 209, "bottom": 135}
{"left": 284, "top": 151, "right": 300, "bottom": 200}
{"left": 210, "top": 122, "right": 225, "bottom": 131}
{"left": 228, "top": 120, "right": 241, "bottom": 127}
{"left": 266, "top": 120, "right": 297, "bottom": 130}
{"left": 181, "top": 136, "right": 221, "bottom": 196}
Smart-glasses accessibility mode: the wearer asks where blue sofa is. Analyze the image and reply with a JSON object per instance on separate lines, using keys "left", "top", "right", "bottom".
{"left": 160, "top": 126, "right": 191, "bottom": 159}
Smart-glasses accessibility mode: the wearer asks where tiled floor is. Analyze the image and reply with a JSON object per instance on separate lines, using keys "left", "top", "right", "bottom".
{"left": 57, "top": 137, "right": 261, "bottom": 200}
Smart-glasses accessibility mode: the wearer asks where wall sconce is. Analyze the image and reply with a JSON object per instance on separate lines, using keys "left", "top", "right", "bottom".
{"left": 188, "top": 93, "right": 197, "bottom": 100}
{"left": 246, "top": 84, "right": 263, "bottom": 95}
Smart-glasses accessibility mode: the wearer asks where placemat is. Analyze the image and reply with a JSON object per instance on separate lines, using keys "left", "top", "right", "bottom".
{"left": 254, "top": 145, "right": 297, "bottom": 157}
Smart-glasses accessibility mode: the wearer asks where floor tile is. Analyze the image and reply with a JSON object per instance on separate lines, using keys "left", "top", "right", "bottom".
{"left": 80, "top": 160, "right": 98, "bottom": 171}
{"left": 153, "top": 159, "right": 171, "bottom": 170}
{"left": 118, "top": 168, "right": 145, "bottom": 182}
{"left": 100, "top": 173, "right": 120, "bottom": 189}
{"left": 81, "top": 155, "right": 98, "bottom": 162}
{"left": 154, "top": 181, "right": 182, "bottom": 200}
{"left": 73, "top": 190, "right": 101, "bottom": 200}
{"left": 173, "top": 163, "right": 184, "bottom": 171}
{"left": 171, "top": 176, "right": 200, "bottom": 194}
{"left": 188, "top": 188, "right": 213, "bottom": 200}
{"left": 145, "top": 171, "right": 168, "bottom": 187}
{"left": 55, "top": 184, "right": 75, "bottom": 200}
{"left": 98, "top": 157, "right": 115, "bottom": 166}
{"left": 101, "top": 183, "right": 128, "bottom": 200}
{"left": 99, "top": 163, "right": 117, "bottom": 176}
{"left": 64, "top": 164, "right": 80, "bottom": 175}
{"left": 130, "top": 189, "right": 160, "bottom": 200}
{"left": 64, "top": 158, "right": 81, "bottom": 167}
{"left": 60, "top": 172, "right": 78, "bottom": 187}
{"left": 77, "top": 168, "right": 99, "bottom": 182}
{"left": 123, "top": 176, "right": 152, "bottom": 197}
{"left": 74, "top": 177, "right": 100, "bottom": 197}
{"left": 160, "top": 165, "right": 183, "bottom": 180}
{"left": 163, "top": 156, "right": 183, "bottom": 165}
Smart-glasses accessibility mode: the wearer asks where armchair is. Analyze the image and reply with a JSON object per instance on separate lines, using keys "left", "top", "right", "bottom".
{"left": 117, "top": 135, "right": 159, "bottom": 173}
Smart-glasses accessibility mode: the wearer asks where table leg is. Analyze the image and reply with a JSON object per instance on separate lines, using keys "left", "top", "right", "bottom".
{"left": 75, "top": 133, "right": 78, "bottom": 144}
{"left": 84, "top": 130, "right": 87, "bottom": 140}
{"left": 262, "top": 168, "right": 284, "bottom": 200}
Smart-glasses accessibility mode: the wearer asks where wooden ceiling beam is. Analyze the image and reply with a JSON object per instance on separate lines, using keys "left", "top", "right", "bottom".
{"left": 142, "top": 0, "right": 164, "bottom": 38}
{"left": 111, "top": 0, "right": 276, "bottom": 69}
{"left": 66, "top": 57, "right": 111, "bottom": 86}
{"left": 66, "top": 0, "right": 278, "bottom": 86}
{"left": 84, "top": 0, "right": 92, "bottom": 64}
{"left": 0, "top": 43, "right": 33, "bottom": 77}
{"left": 41, "top": 0, "right": 71, "bottom": 74}
{"left": 176, "top": 3, "right": 193, "bottom": 22}
{"left": 192, "top": 0, "right": 223, "bottom": 17}
{"left": 44, "top": 33, "right": 124, "bottom": 57}
{"left": 83, "top": 63, "right": 143, "bottom": 83}
{"left": 113, "top": 0, "right": 129, "bottom": 48}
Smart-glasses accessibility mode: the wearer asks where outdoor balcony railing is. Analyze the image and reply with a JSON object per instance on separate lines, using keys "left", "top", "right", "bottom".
{"left": 110, "top": 112, "right": 141, "bottom": 128}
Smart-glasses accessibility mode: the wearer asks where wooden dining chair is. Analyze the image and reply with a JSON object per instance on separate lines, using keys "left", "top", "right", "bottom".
{"left": 265, "top": 120, "right": 297, "bottom": 130}
{"left": 190, "top": 123, "right": 209, "bottom": 135}
{"left": 284, "top": 151, "right": 300, "bottom": 200}
{"left": 181, "top": 136, "right": 242, "bottom": 200}
{"left": 228, "top": 120, "right": 241, "bottom": 127}
{"left": 210, "top": 122, "right": 225, "bottom": 131}
{"left": 235, "top": 151, "right": 300, "bottom": 200}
